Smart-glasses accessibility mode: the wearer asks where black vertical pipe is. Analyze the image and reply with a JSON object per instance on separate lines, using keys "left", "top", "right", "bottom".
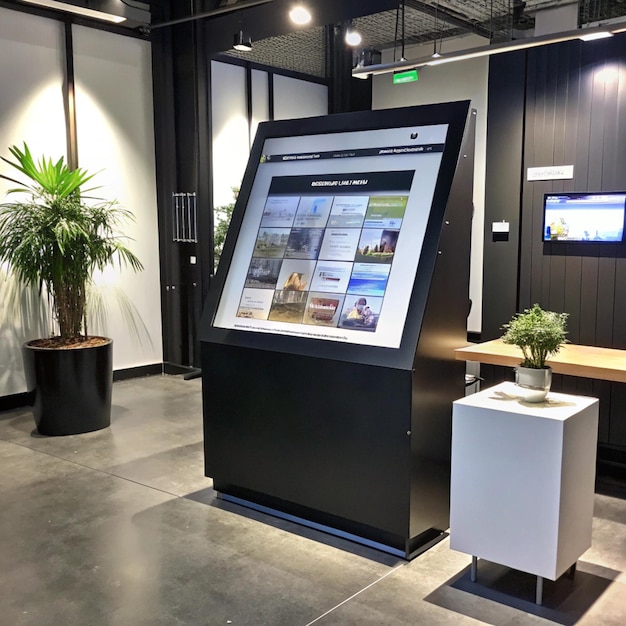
{"left": 150, "top": 1, "right": 182, "bottom": 368}
{"left": 268, "top": 72, "right": 274, "bottom": 120}
{"left": 246, "top": 63, "right": 253, "bottom": 144}
{"left": 327, "top": 22, "right": 353, "bottom": 114}
{"left": 193, "top": 11, "right": 212, "bottom": 367}
{"left": 63, "top": 20, "right": 78, "bottom": 169}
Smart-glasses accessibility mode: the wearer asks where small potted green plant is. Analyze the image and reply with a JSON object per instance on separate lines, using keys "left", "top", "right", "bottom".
{"left": 501, "top": 303, "right": 568, "bottom": 402}
{"left": 0, "top": 143, "right": 143, "bottom": 435}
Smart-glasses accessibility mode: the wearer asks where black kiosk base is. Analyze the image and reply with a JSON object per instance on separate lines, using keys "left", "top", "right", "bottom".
{"left": 201, "top": 102, "right": 475, "bottom": 559}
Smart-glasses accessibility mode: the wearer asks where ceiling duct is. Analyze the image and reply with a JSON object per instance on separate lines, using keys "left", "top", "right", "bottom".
{"left": 202, "top": 1, "right": 626, "bottom": 79}
{"left": 534, "top": 0, "right": 579, "bottom": 36}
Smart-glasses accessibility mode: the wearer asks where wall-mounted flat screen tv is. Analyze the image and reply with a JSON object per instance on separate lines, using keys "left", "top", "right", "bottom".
{"left": 543, "top": 192, "right": 626, "bottom": 242}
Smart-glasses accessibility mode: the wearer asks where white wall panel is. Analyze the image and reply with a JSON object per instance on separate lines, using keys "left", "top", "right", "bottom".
{"left": 73, "top": 25, "right": 162, "bottom": 369}
{"left": 0, "top": 8, "right": 65, "bottom": 396}
{"left": 373, "top": 34, "right": 488, "bottom": 334}
{"left": 211, "top": 60, "right": 248, "bottom": 208}
{"left": 250, "top": 69, "right": 269, "bottom": 147}
{"left": 273, "top": 75, "right": 328, "bottom": 120}
{"left": 0, "top": 8, "right": 66, "bottom": 162}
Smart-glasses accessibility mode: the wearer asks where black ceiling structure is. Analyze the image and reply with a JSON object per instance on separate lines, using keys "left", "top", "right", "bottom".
{"left": 150, "top": 0, "right": 626, "bottom": 78}
{"left": 7, "top": 1, "right": 626, "bottom": 78}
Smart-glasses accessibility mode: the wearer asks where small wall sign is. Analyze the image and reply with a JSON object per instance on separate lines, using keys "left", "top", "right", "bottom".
{"left": 527, "top": 165, "right": 574, "bottom": 181}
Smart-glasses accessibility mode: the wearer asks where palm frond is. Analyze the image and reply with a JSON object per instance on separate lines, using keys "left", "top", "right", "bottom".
{"left": 0, "top": 142, "right": 143, "bottom": 339}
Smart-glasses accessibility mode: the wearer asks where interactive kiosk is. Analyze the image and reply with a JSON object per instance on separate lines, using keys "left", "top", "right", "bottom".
{"left": 200, "top": 101, "right": 475, "bottom": 558}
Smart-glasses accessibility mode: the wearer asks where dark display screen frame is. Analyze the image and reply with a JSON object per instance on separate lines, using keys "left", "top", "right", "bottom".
{"left": 199, "top": 101, "right": 472, "bottom": 370}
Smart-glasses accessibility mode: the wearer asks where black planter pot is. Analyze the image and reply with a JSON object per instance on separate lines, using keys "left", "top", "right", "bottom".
{"left": 22, "top": 338, "right": 113, "bottom": 436}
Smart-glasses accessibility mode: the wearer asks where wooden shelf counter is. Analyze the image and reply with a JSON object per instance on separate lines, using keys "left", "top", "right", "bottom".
{"left": 455, "top": 339, "right": 626, "bottom": 384}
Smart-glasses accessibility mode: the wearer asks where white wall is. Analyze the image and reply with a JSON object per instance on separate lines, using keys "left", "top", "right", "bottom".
{"left": 273, "top": 74, "right": 328, "bottom": 121}
{"left": 211, "top": 60, "right": 328, "bottom": 210}
{"left": 211, "top": 61, "right": 249, "bottom": 209}
{"left": 0, "top": 8, "right": 66, "bottom": 396}
{"left": 251, "top": 69, "right": 269, "bottom": 148}
{"left": 373, "top": 34, "right": 489, "bottom": 334}
{"left": 0, "top": 8, "right": 162, "bottom": 398}
{"left": 72, "top": 25, "right": 162, "bottom": 370}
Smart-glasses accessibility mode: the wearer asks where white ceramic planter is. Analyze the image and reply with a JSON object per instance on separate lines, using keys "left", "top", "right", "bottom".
{"left": 515, "top": 366, "right": 552, "bottom": 403}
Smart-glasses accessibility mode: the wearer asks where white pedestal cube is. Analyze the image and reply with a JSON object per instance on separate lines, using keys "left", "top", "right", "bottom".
{"left": 450, "top": 382, "right": 598, "bottom": 599}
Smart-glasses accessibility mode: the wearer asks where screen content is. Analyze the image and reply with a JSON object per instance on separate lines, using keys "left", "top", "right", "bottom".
{"left": 543, "top": 193, "right": 626, "bottom": 242}
{"left": 213, "top": 123, "right": 450, "bottom": 349}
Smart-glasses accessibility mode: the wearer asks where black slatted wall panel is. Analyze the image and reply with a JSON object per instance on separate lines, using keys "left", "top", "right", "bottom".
{"left": 482, "top": 51, "right": 526, "bottom": 340}
{"left": 519, "top": 35, "right": 626, "bottom": 451}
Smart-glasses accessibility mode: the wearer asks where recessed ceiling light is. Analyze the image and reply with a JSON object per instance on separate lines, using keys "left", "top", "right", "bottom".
{"left": 289, "top": 5, "right": 311, "bottom": 26}
{"left": 345, "top": 30, "right": 362, "bottom": 47}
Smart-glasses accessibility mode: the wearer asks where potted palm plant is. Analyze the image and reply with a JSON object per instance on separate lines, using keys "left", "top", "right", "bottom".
{"left": 501, "top": 303, "right": 568, "bottom": 402}
{"left": 0, "top": 143, "right": 142, "bottom": 435}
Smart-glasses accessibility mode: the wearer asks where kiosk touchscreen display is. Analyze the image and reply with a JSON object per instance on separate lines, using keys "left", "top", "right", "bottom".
{"left": 212, "top": 122, "right": 450, "bottom": 349}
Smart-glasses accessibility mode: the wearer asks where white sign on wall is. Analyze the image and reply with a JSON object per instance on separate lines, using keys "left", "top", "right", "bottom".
{"left": 527, "top": 165, "right": 574, "bottom": 181}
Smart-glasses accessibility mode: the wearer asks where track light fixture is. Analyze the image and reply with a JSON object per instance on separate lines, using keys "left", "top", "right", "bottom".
{"left": 579, "top": 31, "right": 613, "bottom": 41}
{"left": 390, "top": 0, "right": 408, "bottom": 63}
{"left": 432, "top": 1, "right": 441, "bottom": 58}
{"left": 20, "top": 0, "right": 127, "bottom": 23}
{"left": 233, "top": 30, "right": 252, "bottom": 52}
{"left": 353, "top": 22, "right": 622, "bottom": 78}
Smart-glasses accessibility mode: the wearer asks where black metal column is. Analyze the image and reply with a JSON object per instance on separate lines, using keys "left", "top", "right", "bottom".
{"left": 62, "top": 20, "right": 78, "bottom": 169}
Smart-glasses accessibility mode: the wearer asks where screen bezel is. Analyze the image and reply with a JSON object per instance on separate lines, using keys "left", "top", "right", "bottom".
{"left": 199, "top": 101, "right": 471, "bottom": 370}
{"left": 542, "top": 191, "right": 626, "bottom": 244}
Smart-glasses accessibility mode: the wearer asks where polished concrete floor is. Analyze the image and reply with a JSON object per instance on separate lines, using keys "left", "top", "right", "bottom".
{"left": 0, "top": 374, "right": 625, "bottom": 625}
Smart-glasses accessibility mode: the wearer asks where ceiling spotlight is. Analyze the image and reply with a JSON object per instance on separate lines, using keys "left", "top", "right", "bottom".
{"left": 345, "top": 29, "right": 362, "bottom": 47}
{"left": 431, "top": 30, "right": 442, "bottom": 58}
{"left": 233, "top": 31, "right": 252, "bottom": 52}
{"left": 289, "top": 5, "right": 311, "bottom": 25}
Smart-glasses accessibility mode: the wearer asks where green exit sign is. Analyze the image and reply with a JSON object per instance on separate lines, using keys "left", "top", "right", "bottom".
{"left": 393, "top": 69, "right": 418, "bottom": 84}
